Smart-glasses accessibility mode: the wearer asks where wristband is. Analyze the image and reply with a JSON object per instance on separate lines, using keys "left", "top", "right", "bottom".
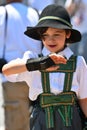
{"left": 26, "top": 56, "right": 55, "bottom": 71}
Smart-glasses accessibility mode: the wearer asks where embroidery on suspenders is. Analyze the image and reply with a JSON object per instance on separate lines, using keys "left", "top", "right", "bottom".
{"left": 40, "top": 55, "right": 77, "bottom": 128}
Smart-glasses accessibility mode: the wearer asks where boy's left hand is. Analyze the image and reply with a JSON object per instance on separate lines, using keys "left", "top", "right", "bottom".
{"left": 46, "top": 53, "right": 67, "bottom": 71}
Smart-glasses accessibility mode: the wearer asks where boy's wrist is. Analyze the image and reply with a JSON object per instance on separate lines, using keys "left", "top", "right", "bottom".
{"left": 26, "top": 56, "right": 55, "bottom": 71}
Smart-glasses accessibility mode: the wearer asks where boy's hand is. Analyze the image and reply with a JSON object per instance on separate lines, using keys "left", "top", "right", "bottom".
{"left": 46, "top": 53, "right": 67, "bottom": 71}
{"left": 49, "top": 53, "right": 67, "bottom": 64}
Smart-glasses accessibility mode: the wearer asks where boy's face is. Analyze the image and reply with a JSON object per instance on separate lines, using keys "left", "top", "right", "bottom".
{"left": 41, "top": 27, "right": 71, "bottom": 53}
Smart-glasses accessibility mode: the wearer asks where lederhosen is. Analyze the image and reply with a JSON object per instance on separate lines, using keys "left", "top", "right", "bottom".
{"left": 30, "top": 55, "right": 83, "bottom": 130}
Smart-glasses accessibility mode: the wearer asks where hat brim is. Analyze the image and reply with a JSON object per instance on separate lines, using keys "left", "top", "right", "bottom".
{"left": 24, "top": 20, "right": 81, "bottom": 43}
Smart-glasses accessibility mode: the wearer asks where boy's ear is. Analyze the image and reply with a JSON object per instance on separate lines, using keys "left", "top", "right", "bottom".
{"left": 66, "top": 30, "right": 71, "bottom": 39}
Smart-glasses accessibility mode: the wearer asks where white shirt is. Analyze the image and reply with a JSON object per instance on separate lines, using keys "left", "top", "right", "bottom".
{"left": 5, "top": 47, "right": 87, "bottom": 101}
{"left": 0, "top": 2, "right": 41, "bottom": 81}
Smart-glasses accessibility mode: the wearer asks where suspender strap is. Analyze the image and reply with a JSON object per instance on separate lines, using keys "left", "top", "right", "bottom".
{"left": 41, "top": 72, "right": 50, "bottom": 92}
{"left": 63, "top": 55, "right": 77, "bottom": 91}
{"left": 40, "top": 55, "right": 77, "bottom": 128}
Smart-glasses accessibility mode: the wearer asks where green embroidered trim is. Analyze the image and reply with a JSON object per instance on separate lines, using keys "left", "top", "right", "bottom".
{"left": 45, "top": 106, "right": 54, "bottom": 128}
{"left": 38, "top": 16, "right": 72, "bottom": 28}
{"left": 40, "top": 91, "right": 77, "bottom": 128}
{"left": 40, "top": 92, "right": 76, "bottom": 108}
{"left": 58, "top": 105, "right": 72, "bottom": 126}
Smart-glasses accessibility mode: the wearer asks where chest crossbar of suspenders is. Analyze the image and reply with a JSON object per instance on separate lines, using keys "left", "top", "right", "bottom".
{"left": 40, "top": 55, "right": 77, "bottom": 128}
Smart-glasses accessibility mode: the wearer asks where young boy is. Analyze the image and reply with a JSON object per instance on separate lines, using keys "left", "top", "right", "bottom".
{"left": 2, "top": 4, "right": 87, "bottom": 130}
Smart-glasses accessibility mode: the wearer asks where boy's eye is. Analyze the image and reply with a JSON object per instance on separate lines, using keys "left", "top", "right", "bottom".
{"left": 42, "top": 34, "right": 48, "bottom": 38}
{"left": 41, "top": 34, "right": 60, "bottom": 41}
{"left": 53, "top": 34, "right": 60, "bottom": 37}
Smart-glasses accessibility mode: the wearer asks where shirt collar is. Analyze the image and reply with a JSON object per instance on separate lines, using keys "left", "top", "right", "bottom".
{"left": 42, "top": 46, "right": 74, "bottom": 60}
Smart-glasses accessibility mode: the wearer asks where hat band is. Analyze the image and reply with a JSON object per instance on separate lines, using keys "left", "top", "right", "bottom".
{"left": 38, "top": 16, "right": 72, "bottom": 28}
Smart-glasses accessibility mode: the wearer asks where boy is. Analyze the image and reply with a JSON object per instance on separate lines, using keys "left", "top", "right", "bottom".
{"left": 2, "top": 4, "right": 87, "bottom": 130}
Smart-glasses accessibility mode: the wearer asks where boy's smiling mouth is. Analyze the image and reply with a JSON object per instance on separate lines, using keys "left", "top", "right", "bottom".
{"left": 49, "top": 45, "right": 57, "bottom": 48}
